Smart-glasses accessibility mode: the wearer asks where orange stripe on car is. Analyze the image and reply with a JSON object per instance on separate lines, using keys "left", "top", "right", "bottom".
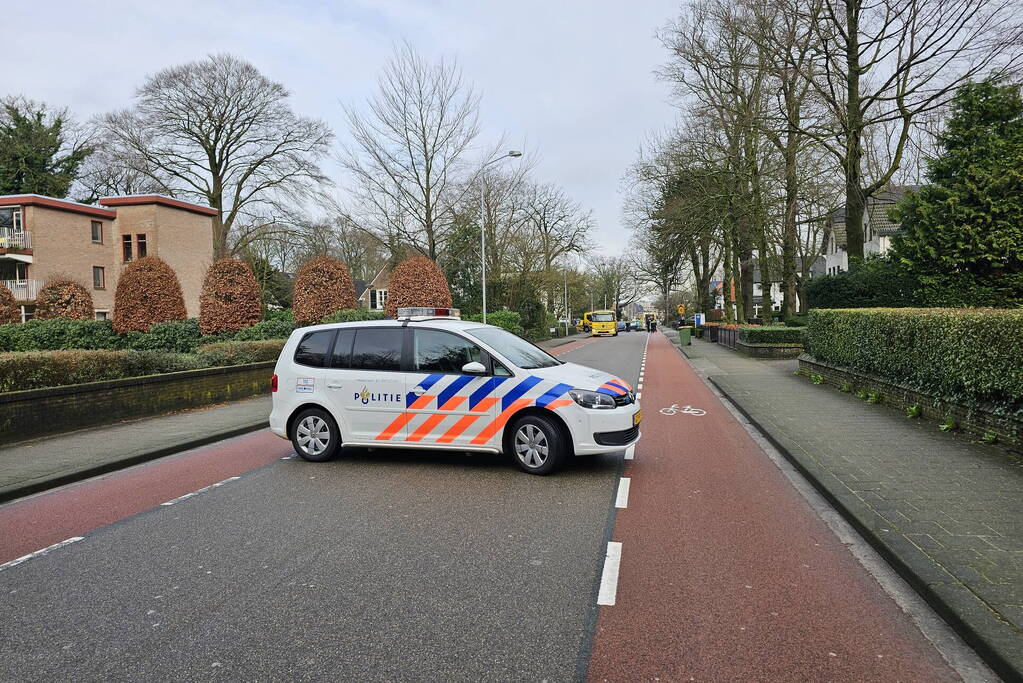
{"left": 470, "top": 396, "right": 498, "bottom": 413}
{"left": 408, "top": 413, "right": 447, "bottom": 442}
{"left": 470, "top": 398, "right": 533, "bottom": 445}
{"left": 375, "top": 412, "right": 415, "bottom": 441}
{"left": 436, "top": 414, "right": 482, "bottom": 443}
{"left": 439, "top": 396, "right": 467, "bottom": 411}
{"left": 544, "top": 399, "right": 573, "bottom": 410}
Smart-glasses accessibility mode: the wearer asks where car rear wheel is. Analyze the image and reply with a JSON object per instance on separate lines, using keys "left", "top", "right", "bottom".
{"left": 509, "top": 413, "right": 565, "bottom": 475}
{"left": 290, "top": 408, "right": 341, "bottom": 462}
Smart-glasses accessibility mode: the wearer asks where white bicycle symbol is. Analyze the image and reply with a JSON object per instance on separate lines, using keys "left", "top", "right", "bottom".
{"left": 659, "top": 404, "right": 706, "bottom": 416}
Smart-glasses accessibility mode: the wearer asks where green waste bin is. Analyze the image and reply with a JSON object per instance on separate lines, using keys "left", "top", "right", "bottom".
{"left": 678, "top": 326, "right": 692, "bottom": 346}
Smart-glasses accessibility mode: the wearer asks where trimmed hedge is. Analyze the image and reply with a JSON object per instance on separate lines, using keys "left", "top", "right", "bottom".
{"left": 114, "top": 256, "right": 188, "bottom": 333}
{"left": 0, "top": 340, "right": 286, "bottom": 393}
{"left": 738, "top": 326, "right": 805, "bottom": 344}
{"left": 35, "top": 279, "right": 94, "bottom": 320}
{"left": 0, "top": 285, "right": 17, "bottom": 324}
{"left": 293, "top": 256, "right": 357, "bottom": 326}
{"left": 199, "top": 258, "right": 263, "bottom": 335}
{"left": 806, "top": 308, "right": 1023, "bottom": 414}
{"left": 464, "top": 310, "right": 525, "bottom": 336}
{"left": 320, "top": 309, "right": 387, "bottom": 324}
{"left": 386, "top": 256, "right": 452, "bottom": 318}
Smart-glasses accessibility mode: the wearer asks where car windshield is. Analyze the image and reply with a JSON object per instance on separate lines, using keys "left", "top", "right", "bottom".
{"left": 466, "top": 327, "right": 562, "bottom": 369}
{"left": 591, "top": 313, "right": 614, "bottom": 322}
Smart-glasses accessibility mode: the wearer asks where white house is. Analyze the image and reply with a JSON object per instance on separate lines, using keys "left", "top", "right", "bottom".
{"left": 823, "top": 186, "right": 918, "bottom": 275}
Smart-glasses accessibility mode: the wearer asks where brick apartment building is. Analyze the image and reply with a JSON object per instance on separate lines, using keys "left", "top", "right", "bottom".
{"left": 0, "top": 194, "right": 216, "bottom": 321}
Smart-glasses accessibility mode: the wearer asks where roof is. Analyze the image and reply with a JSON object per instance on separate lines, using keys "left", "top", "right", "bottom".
{"left": 0, "top": 194, "right": 117, "bottom": 219}
{"left": 98, "top": 194, "right": 218, "bottom": 217}
{"left": 353, "top": 279, "right": 368, "bottom": 298}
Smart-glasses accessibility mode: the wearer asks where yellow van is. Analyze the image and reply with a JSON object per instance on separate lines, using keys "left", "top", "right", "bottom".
{"left": 587, "top": 310, "right": 617, "bottom": 337}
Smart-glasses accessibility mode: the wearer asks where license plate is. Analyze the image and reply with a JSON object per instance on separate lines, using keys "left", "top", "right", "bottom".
{"left": 633, "top": 410, "right": 642, "bottom": 426}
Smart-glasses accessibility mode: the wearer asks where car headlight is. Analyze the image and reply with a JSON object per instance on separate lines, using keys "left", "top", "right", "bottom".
{"left": 569, "top": 389, "right": 616, "bottom": 410}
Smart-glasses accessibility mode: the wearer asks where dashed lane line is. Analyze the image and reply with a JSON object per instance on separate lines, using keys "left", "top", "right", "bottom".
{"left": 624, "top": 445, "right": 635, "bottom": 461}
{"left": 160, "top": 476, "right": 240, "bottom": 506}
{"left": 615, "top": 478, "right": 631, "bottom": 509}
{"left": 597, "top": 541, "right": 623, "bottom": 606}
{"left": 0, "top": 536, "right": 83, "bottom": 573}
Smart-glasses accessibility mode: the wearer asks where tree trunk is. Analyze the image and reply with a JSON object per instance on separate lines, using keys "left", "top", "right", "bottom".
{"left": 843, "top": 0, "right": 865, "bottom": 261}
{"left": 781, "top": 141, "right": 799, "bottom": 318}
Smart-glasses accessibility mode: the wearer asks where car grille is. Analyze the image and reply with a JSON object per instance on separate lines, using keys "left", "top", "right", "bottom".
{"left": 594, "top": 425, "right": 640, "bottom": 446}
{"left": 614, "top": 392, "right": 634, "bottom": 407}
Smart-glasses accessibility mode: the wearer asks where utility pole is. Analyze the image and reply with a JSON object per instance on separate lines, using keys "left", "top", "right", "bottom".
{"left": 564, "top": 267, "right": 569, "bottom": 336}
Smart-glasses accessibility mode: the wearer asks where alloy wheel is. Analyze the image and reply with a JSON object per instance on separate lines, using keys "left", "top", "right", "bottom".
{"left": 297, "top": 416, "right": 330, "bottom": 455}
{"left": 515, "top": 424, "right": 549, "bottom": 469}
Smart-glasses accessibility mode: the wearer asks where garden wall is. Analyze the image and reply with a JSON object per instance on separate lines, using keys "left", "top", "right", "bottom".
{"left": 0, "top": 361, "right": 273, "bottom": 444}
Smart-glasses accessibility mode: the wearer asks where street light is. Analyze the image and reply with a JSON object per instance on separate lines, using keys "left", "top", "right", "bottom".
{"left": 481, "top": 150, "right": 523, "bottom": 324}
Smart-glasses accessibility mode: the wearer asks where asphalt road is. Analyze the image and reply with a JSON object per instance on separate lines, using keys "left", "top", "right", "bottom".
{"left": 0, "top": 332, "right": 645, "bottom": 682}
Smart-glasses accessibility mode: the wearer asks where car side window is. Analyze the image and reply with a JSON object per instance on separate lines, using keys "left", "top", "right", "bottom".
{"left": 350, "top": 328, "right": 404, "bottom": 372}
{"left": 492, "top": 360, "right": 513, "bottom": 377}
{"left": 414, "top": 329, "right": 484, "bottom": 374}
{"left": 294, "top": 330, "right": 336, "bottom": 368}
{"left": 330, "top": 329, "right": 356, "bottom": 369}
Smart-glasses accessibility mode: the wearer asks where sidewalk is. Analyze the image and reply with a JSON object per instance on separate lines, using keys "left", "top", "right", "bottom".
{"left": 0, "top": 396, "right": 270, "bottom": 503}
{"left": 681, "top": 336, "right": 1023, "bottom": 679}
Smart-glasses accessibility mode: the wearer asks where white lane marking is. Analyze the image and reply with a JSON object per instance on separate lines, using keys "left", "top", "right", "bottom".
{"left": 637, "top": 383, "right": 643, "bottom": 391}
{"left": 597, "top": 541, "right": 623, "bottom": 606}
{"left": 615, "top": 477, "right": 631, "bottom": 508}
{"left": 160, "top": 476, "right": 241, "bottom": 506}
{"left": 0, "top": 537, "right": 83, "bottom": 572}
{"left": 636, "top": 392, "right": 642, "bottom": 400}
{"left": 624, "top": 445, "right": 635, "bottom": 460}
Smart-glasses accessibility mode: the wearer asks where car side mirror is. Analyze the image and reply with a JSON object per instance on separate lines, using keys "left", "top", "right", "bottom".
{"left": 462, "top": 361, "right": 487, "bottom": 375}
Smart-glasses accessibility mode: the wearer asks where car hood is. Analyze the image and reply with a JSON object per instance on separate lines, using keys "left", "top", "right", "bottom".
{"left": 529, "top": 361, "right": 632, "bottom": 393}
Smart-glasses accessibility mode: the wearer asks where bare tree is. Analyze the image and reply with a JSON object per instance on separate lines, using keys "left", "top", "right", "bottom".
{"left": 99, "top": 53, "right": 333, "bottom": 257}
{"left": 591, "top": 256, "right": 642, "bottom": 314}
{"left": 521, "top": 182, "right": 594, "bottom": 309}
{"left": 810, "top": 0, "right": 1023, "bottom": 259}
{"left": 341, "top": 43, "right": 501, "bottom": 261}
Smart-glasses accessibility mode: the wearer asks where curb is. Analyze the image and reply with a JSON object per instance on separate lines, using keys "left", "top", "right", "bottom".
{"left": 0, "top": 421, "right": 268, "bottom": 505}
{"left": 708, "top": 376, "right": 1021, "bottom": 682}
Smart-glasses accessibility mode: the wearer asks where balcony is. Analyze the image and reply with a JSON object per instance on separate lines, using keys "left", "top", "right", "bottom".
{"left": 1, "top": 279, "right": 41, "bottom": 301}
{"left": 0, "top": 231, "right": 32, "bottom": 251}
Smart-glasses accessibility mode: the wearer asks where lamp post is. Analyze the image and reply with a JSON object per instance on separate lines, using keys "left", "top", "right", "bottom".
{"left": 481, "top": 150, "right": 523, "bottom": 324}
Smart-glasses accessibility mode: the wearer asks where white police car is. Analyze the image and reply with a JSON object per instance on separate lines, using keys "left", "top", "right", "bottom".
{"left": 269, "top": 308, "right": 641, "bottom": 474}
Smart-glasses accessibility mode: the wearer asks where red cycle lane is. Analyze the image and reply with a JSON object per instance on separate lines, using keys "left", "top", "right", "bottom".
{"left": 0, "top": 430, "right": 287, "bottom": 564}
{"left": 588, "top": 333, "right": 957, "bottom": 681}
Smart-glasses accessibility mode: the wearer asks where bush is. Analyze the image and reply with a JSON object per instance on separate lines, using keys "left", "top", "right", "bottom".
{"left": 0, "top": 284, "right": 19, "bottom": 324}
{"left": 0, "top": 350, "right": 204, "bottom": 392}
{"left": 784, "top": 315, "right": 808, "bottom": 327}
{"left": 805, "top": 256, "right": 919, "bottom": 309}
{"left": 232, "top": 318, "right": 296, "bottom": 341}
{"left": 0, "top": 318, "right": 122, "bottom": 351}
{"left": 463, "top": 310, "right": 525, "bottom": 336}
{"left": 199, "top": 258, "right": 263, "bottom": 335}
{"left": 385, "top": 256, "right": 452, "bottom": 318}
{"left": 738, "top": 326, "right": 805, "bottom": 344}
{"left": 196, "top": 340, "right": 285, "bottom": 366}
{"left": 806, "top": 308, "right": 1023, "bottom": 415}
{"left": 122, "top": 319, "right": 202, "bottom": 353}
{"left": 263, "top": 308, "right": 293, "bottom": 323}
{"left": 292, "top": 256, "right": 357, "bottom": 326}
{"left": 34, "top": 278, "right": 94, "bottom": 320}
{"left": 113, "top": 256, "right": 187, "bottom": 334}
{"left": 320, "top": 309, "right": 388, "bottom": 324}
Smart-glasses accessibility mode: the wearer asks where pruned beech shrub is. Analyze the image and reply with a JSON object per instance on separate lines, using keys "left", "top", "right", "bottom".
{"left": 292, "top": 256, "right": 356, "bottom": 326}
{"left": 113, "top": 256, "right": 187, "bottom": 334}
{"left": 34, "top": 278, "right": 94, "bottom": 321}
{"left": 0, "top": 284, "right": 19, "bottom": 324}
{"left": 385, "top": 256, "right": 452, "bottom": 318}
{"left": 199, "top": 258, "right": 263, "bottom": 335}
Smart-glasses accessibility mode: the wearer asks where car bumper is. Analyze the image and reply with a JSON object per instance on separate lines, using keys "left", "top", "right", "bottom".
{"left": 269, "top": 405, "right": 288, "bottom": 439}
{"left": 560, "top": 401, "right": 642, "bottom": 455}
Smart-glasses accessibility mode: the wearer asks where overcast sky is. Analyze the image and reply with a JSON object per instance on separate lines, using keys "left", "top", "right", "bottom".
{"left": 6, "top": 0, "right": 679, "bottom": 255}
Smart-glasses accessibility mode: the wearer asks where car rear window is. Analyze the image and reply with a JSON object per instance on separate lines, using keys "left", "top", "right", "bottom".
{"left": 350, "top": 328, "right": 404, "bottom": 372}
{"left": 294, "top": 330, "right": 336, "bottom": 368}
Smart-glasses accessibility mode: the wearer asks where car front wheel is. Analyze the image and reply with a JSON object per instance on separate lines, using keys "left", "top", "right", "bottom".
{"left": 509, "top": 413, "right": 565, "bottom": 475}
{"left": 290, "top": 408, "right": 341, "bottom": 462}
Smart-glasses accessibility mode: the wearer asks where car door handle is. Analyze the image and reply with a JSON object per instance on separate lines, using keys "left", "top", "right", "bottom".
{"left": 326, "top": 383, "right": 343, "bottom": 389}
{"left": 411, "top": 386, "right": 425, "bottom": 396}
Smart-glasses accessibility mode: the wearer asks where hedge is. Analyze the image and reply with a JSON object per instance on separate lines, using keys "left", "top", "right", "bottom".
{"left": 320, "top": 309, "right": 388, "bottom": 324}
{"left": 806, "top": 308, "right": 1023, "bottom": 415}
{"left": 293, "top": 256, "right": 357, "bottom": 326}
{"left": 0, "top": 285, "right": 18, "bottom": 324}
{"left": 386, "top": 256, "right": 452, "bottom": 318}
{"left": 199, "top": 258, "right": 263, "bottom": 335}
{"left": 34, "top": 279, "right": 94, "bottom": 320}
{"left": 463, "top": 310, "right": 525, "bottom": 336}
{"left": 114, "top": 256, "right": 188, "bottom": 333}
{"left": 738, "top": 326, "right": 805, "bottom": 344}
{"left": 0, "top": 340, "right": 286, "bottom": 393}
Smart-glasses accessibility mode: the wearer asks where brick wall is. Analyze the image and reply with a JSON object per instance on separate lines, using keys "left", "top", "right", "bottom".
{"left": 0, "top": 361, "right": 274, "bottom": 444}
{"left": 798, "top": 354, "right": 1023, "bottom": 452}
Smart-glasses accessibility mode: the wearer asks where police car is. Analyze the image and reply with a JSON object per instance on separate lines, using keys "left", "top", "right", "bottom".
{"left": 269, "top": 307, "right": 641, "bottom": 475}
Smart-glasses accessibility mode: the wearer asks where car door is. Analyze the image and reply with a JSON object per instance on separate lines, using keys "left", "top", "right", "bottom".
{"left": 322, "top": 326, "right": 408, "bottom": 444}
{"left": 404, "top": 328, "right": 503, "bottom": 448}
